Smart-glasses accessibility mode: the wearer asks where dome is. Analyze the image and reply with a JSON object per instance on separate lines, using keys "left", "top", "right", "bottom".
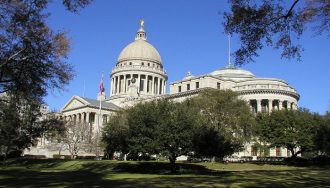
{"left": 117, "top": 22, "right": 162, "bottom": 64}
{"left": 118, "top": 40, "right": 162, "bottom": 64}
{"left": 210, "top": 65, "right": 255, "bottom": 80}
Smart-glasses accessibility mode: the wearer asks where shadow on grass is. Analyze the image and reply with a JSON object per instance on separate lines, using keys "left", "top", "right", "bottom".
{"left": 0, "top": 168, "right": 111, "bottom": 187}
{"left": 86, "top": 161, "right": 219, "bottom": 175}
{"left": 1, "top": 159, "right": 330, "bottom": 187}
{"left": 1, "top": 158, "right": 71, "bottom": 168}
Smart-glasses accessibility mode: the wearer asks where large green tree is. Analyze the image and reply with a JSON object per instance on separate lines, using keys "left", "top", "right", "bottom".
{"left": 102, "top": 99, "right": 197, "bottom": 172}
{"left": 190, "top": 89, "right": 255, "bottom": 160}
{"left": 102, "top": 111, "right": 130, "bottom": 159}
{"left": 314, "top": 112, "right": 330, "bottom": 155}
{"left": 255, "top": 108, "right": 322, "bottom": 158}
{"left": 0, "top": 95, "right": 65, "bottom": 158}
{"left": 224, "top": 0, "right": 330, "bottom": 65}
{"left": 0, "top": 96, "right": 40, "bottom": 157}
{"left": 153, "top": 99, "right": 197, "bottom": 170}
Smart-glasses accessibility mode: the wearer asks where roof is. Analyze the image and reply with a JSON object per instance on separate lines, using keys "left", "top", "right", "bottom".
{"left": 118, "top": 40, "right": 162, "bottom": 64}
{"left": 117, "top": 25, "right": 162, "bottom": 64}
{"left": 81, "top": 97, "right": 121, "bottom": 111}
{"left": 210, "top": 65, "right": 255, "bottom": 80}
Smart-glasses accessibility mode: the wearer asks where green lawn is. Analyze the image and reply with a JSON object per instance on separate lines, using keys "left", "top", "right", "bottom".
{"left": 0, "top": 159, "right": 329, "bottom": 187}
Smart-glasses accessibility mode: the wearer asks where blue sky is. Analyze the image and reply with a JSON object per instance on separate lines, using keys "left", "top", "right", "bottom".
{"left": 45, "top": 0, "right": 330, "bottom": 114}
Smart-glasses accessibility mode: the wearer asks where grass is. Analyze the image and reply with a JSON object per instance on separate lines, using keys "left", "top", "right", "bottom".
{"left": 0, "top": 159, "right": 330, "bottom": 187}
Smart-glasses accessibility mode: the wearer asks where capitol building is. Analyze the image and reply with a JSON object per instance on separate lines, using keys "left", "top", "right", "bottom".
{"left": 28, "top": 21, "right": 300, "bottom": 159}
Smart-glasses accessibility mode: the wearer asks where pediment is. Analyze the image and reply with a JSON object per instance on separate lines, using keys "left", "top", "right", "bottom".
{"left": 61, "top": 96, "right": 87, "bottom": 111}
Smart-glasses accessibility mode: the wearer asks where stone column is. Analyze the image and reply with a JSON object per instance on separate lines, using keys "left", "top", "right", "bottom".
{"left": 268, "top": 99, "right": 273, "bottom": 113}
{"left": 257, "top": 99, "right": 262, "bottom": 113}
{"left": 158, "top": 78, "right": 161, "bottom": 95}
{"left": 110, "top": 77, "right": 113, "bottom": 95}
{"left": 130, "top": 74, "right": 133, "bottom": 87}
{"left": 115, "top": 76, "right": 119, "bottom": 94}
{"left": 279, "top": 100, "right": 283, "bottom": 110}
{"left": 138, "top": 74, "right": 141, "bottom": 92}
{"left": 124, "top": 74, "right": 127, "bottom": 93}
{"left": 112, "top": 77, "right": 115, "bottom": 95}
{"left": 292, "top": 103, "right": 297, "bottom": 110}
{"left": 290, "top": 102, "right": 294, "bottom": 110}
{"left": 143, "top": 75, "right": 147, "bottom": 94}
{"left": 151, "top": 76, "right": 154, "bottom": 95}
{"left": 164, "top": 80, "right": 166, "bottom": 94}
{"left": 86, "top": 112, "right": 90, "bottom": 125}
{"left": 119, "top": 75, "right": 123, "bottom": 93}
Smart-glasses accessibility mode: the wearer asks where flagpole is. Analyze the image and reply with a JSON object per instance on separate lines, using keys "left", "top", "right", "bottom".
{"left": 96, "top": 94, "right": 101, "bottom": 159}
{"left": 96, "top": 73, "right": 104, "bottom": 160}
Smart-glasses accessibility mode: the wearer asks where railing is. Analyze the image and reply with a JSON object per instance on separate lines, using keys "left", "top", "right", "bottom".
{"left": 233, "top": 84, "right": 297, "bottom": 93}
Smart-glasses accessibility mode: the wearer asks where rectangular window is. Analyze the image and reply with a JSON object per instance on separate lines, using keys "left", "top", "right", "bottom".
{"left": 217, "top": 82, "right": 221, "bottom": 89}
{"left": 196, "top": 82, "right": 199, "bottom": 89}
{"left": 251, "top": 146, "right": 257, "bottom": 156}
{"left": 103, "top": 115, "right": 107, "bottom": 124}
{"left": 276, "top": 147, "right": 281, "bottom": 157}
{"left": 178, "top": 86, "right": 181, "bottom": 92}
{"left": 187, "top": 84, "right": 190, "bottom": 91}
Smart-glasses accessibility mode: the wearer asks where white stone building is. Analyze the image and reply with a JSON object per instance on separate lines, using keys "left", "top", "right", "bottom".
{"left": 29, "top": 21, "right": 300, "bottom": 159}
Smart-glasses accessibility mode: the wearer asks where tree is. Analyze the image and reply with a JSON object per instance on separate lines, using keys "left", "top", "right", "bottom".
{"left": 314, "top": 112, "right": 330, "bottom": 155}
{"left": 59, "top": 120, "right": 95, "bottom": 159}
{"left": 224, "top": 0, "right": 330, "bottom": 65}
{"left": 0, "top": 0, "right": 92, "bottom": 158}
{"left": 255, "top": 108, "right": 321, "bottom": 159}
{"left": 102, "top": 99, "right": 197, "bottom": 173}
{"left": 190, "top": 89, "right": 255, "bottom": 161}
{"left": 153, "top": 100, "right": 196, "bottom": 171}
{"left": 0, "top": 96, "right": 42, "bottom": 158}
{"left": 0, "top": 0, "right": 93, "bottom": 99}
{"left": 102, "top": 111, "right": 130, "bottom": 159}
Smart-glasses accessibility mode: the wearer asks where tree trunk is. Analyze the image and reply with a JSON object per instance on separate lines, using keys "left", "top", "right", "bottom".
{"left": 211, "top": 156, "right": 216, "bottom": 163}
{"left": 4, "top": 146, "right": 10, "bottom": 161}
{"left": 169, "top": 154, "right": 177, "bottom": 173}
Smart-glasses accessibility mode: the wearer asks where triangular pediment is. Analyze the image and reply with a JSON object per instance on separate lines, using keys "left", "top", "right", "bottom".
{"left": 61, "top": 96, "right": 89, "bottom": 111}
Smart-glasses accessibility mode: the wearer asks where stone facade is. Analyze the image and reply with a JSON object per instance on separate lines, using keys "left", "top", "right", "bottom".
{"left": 27, "top": 21, "right": 300, "bottom": 159}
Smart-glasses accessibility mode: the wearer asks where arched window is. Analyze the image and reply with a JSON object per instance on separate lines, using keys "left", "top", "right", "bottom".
{"left": 129, "top": 62, "right": 132, "bottom": 66}
{"left": 141, "top": 62, "right": 144, "bottom": 66}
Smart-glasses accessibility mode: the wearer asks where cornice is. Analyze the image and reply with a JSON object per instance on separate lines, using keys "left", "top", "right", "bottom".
{"left": 61, "top": 105, "right": 117, "bottom": 113}
{"left": 237, "top": 89, "right": 300, "bottom": 100}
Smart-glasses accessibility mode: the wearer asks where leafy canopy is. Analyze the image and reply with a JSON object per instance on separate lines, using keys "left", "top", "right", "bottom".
{"left": 255, "top": 108, "right": 322, "bottom": 158}
{"left": 224, "top": 0, "right": 330, "bottom": 65}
